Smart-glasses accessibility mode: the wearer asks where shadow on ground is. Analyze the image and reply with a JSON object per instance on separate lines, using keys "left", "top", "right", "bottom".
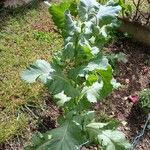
{"left": 0, "top": 0, "right": 43, "bottom": 30}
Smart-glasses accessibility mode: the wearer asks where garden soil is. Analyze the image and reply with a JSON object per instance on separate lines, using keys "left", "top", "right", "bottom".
{"left": 95, "top": 39, "right": 150, "bottom": 150}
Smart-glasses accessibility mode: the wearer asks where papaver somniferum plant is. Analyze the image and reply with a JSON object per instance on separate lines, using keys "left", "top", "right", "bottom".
{"left": 22, "top": 0, "right": 131, "bottom": 149}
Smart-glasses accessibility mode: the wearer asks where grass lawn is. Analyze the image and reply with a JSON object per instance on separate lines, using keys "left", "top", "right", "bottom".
{"left": 0, "top": 2, "right": 62, "bottom": 143}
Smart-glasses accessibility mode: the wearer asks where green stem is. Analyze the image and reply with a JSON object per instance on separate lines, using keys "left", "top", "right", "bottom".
{"left": 74, "top": 36, "right": 79, "bottom": 66}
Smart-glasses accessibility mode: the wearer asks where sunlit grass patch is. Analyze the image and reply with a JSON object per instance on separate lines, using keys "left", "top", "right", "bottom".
{"left": 0, "top": 114, "right": 28, "bottom": 143}
{"left": 0, "top": 2, "right": 62, "bottom": 142}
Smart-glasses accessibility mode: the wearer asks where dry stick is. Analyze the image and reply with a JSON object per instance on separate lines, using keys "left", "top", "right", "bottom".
{"left": 146, "top": 0, "right": 150, "bottom": 24}
{"left": 147, "top": 0, "right": 150, "bottom": 4}
{"left": 140, "top": 0, "right": 145, "bottom": 5}
{"left": 9, "top": 144, "right": 15, "bottom": 150}
{"left": 132, "top": 0, "right": 148, "bottom": 21}
{"left": 6, "top": 140, "right": 15, "bottom": 150}
{"left": 24, "top": 105, "right": 39, "bottom": 120}
{"left": 135, "top": 8, "right": 150, "bottom": 23}
{"left": 146, "top": 14, "right": 150, "bottom": 25}
{"left": 132, "top": 0, "right": 141, "bottom": 20}
{"left": 136, "top": 15, "right": 141, "bottom": 22}
{"left": 136, "top": 10, "right": 148, "bottom": 20}
{"left": 23, "top": 105, "right": 48, "bottom": 130}
{"left": 16, "top": 135, "right": 21, "bottom": 146}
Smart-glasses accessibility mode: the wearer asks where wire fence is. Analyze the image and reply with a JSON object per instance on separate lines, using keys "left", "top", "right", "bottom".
{"left": 127, "top": 114, "right": 150, "bottom": 150}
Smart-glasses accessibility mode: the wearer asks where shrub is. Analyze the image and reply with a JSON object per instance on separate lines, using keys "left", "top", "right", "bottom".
{"left": 138, "top": 88, "right": 150, "bottom": 113}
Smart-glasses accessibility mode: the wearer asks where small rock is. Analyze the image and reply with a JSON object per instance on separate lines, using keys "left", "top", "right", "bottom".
{"left": 124, "top": 127, "right": 130, "bottom": 131}
{"left": 125, "top": 79, "right": 130, "bottom": 84}
{"left": 122, "top": 121, "right": 127, "bottom": 126}
{"left": 123, "top": 96, "right": 128, "bottom": 100}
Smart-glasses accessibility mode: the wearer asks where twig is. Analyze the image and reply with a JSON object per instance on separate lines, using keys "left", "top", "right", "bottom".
{"left": 23, "top": 105, "right": 48, "bottom": 130}
{"left": 132, "top": 0, "right": 148, "bottom": 21}
{"left": 6, "top": 140, "right": 15, "bottom": 150}
{"left": 24, "top": 105, "right": 39, "bottom": 119}
{"left": 132, "top": 0, "right": 141, "bottom": 20}
{"left": 44, "top": 1, "right": 51, "bottom": 6}
{"left": 136, "top": 10, "right": 148, "bottom": 20}
{"left": 146, "top": 14, "right": 150, "bottom": 25}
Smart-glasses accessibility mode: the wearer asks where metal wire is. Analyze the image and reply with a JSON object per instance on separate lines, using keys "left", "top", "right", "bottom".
{"left": 78, "top": 140, "right": 90, "bottom": 150}
{"left": 128, "top": 114, "right": 150, "bottom": 150}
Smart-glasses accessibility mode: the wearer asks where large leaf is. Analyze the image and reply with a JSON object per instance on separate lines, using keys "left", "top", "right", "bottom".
{"left": 45, "top": 120, "right": 85, "bottom": 150}
{"left": 96, "top": 4, "right": 121, "bottom": 25}
{"left": 54, "top": 91, "right": 71, "bottom": 106}
{"left": 65, "top": 10, "right": 80, "bottom": 35}
{"left": 78, "top": 0, "right": 121, "bottom": 24}
{"left": 62, "top": 11, "right": 80, "bottom": 59}
{"left": 26, "top": 118, "right": 86, "bottom": 150}
{"left": 78, "top": 0, "right": 99, "bottom": 21}
{"left": 86, "top": 122, "right": 131, "bottom": 150}
{"left": 76, "top": 57, "right": 118, "bottom": 100}
{"left": 97, "top": 130, "right": 131, "bottom": 150}
{"left": 98, "top": 66, "right": 114, "bottom": 99}
{"left": 46, "top": 71, "right": 79, "bottom": 97}
{"left": 49, "top": 1, "right": 72, "bottom": 33}
{"left": 79, "top": 57, "right": 119, "bottom": 99}
{"left": 22, "top": 60, "right": 79, "bottom": 97}
{"left": 82, "top": 57, "right": 110, "bottom": 73}
{"left": 49, "top": 0, "right": 78, "bottom": 35}
{"left": 82, "top": 82, "right": 103, "bottom": 103}
{"left": 21, "top": 60, "right": 54, "bottom": 83}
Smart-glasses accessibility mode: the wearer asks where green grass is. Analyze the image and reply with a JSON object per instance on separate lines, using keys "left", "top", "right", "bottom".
{"left": 0, "top": 2, "right": 62, "bottom": 142}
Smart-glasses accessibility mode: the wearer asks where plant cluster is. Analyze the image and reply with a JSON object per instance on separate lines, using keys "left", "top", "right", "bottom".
{"left": 22, "top": 0, "right": 131, "bottom": 149}
{"left": 138, "top": 88, "right": 150, "bottom": 113}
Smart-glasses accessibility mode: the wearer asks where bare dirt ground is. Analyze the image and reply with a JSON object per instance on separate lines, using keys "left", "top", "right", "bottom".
{"left": 96, "top": 39, "right": 150, "bottom": 150}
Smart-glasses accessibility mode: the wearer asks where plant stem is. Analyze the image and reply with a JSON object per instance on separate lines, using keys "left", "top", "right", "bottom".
{"left": 74, "top": 36, "right": 79, "bottom": 66}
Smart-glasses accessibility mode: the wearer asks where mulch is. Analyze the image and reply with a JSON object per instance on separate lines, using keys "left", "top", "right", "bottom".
{"left": 95, "top": 39, "right": 150, "bottom": 150}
